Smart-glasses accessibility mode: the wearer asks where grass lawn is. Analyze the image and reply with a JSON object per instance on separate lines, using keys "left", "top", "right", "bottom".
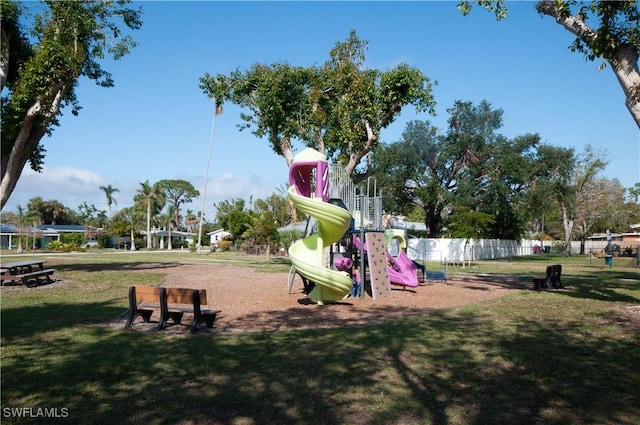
{"left": 1, "top": 251, "right": 639, "bottom": 424}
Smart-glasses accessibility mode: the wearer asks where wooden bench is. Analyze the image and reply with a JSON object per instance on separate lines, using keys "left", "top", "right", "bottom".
{"left": 532, "top": 264, "right": 563, "bottom": 290}
{"left": 125, "top": 285, "right": 221, "bottom": 333}
{"left": 3, "top": 268, "right": 56, "bottom": 286}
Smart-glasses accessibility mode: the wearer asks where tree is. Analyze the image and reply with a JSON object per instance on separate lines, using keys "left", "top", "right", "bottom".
{"left": 447, "top": 206, "right": 495, "bottom": 239}
{"left": 199, "top": 30, "right": 437, "bottom": 183}
{"left": 108, "top": 205, "right": 143, "bottom": 250}
{"left": 458, "top": 0, "right": 640, "bottom": 128}
{"left": 14, "top": 204, "right": 37, "bottom": 253}
{"left": 99, "top": 184, "right": 119, "bottom": 217}
{"left": 525, "top": 143, "right": 575, "bottom": 245}
{"left": 0, "top": 0, "right": 143, "bottom": 210}
{"left": 242, "top": 211, "right": 280, "bottom": 257}
{"left": 26, "top": 197, "right": 78, "bottom": 224}
{"left": 374, "top": 100, "right": 575, "bottom": 239}
{"left": 117, "top": 206, "right": 144, "bottom": 251}
{"left": 587, "top": 177, "right": 639, "bottom": 237}
{"left": 214, "top": 198, "right": 253, "bottom": 239}
{"left": 156, "top": 179, "right": 199, "bottom": 232}
{"left": 628, "top": 182, "right": 640, "bottom": 203}
{"left": 75, "top": 202, "right": 107, "bottom": 228}
{"left": 160, "top": 204, "right": 177, "bottom": 250}
{"left": 253, "top": 192, "right": 292, "bottom": 228}
{"left": 134, "top": 180, "right": 165, "bottom": 249}
{"left": 558, "top": 145, "right": 609, "bottom": 256}
{"left": 276, "top": 182, "right": 299, "bottom": 223}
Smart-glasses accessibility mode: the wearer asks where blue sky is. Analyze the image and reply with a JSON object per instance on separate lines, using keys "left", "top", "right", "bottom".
{"left": 4, "top": 1, "right": 639, "bottom": 221}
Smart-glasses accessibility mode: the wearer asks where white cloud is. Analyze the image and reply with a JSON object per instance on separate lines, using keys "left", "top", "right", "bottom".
{"left": 3, "top": 166, "right": 107, "bottom": 212}
{"left": 2, "top": 165, "right": 286, "bottom": 223}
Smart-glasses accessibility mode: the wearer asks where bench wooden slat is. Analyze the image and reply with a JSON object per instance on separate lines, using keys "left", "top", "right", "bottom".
{"left": 133, "top": 285, "right": 163, "bottom": 303}
{"left": 164, "top": 287, "right": 195, "bottom": 305}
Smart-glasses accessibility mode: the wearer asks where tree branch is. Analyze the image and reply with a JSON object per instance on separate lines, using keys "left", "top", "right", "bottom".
{"left": 537, "top": 1, "right": 598, "bottom": 44}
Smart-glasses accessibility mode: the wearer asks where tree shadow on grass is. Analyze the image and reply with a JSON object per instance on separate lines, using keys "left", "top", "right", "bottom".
{"left": 53, "top": 262, "right": 183, "bottom": 273}
{"left": 556, "top": 275, "right": 640, "bottom": 304}
{"left": 450, "top": 273, "right": 531, "bottom": 290}
{"left": 1, "top": 300, "right": 125, "bottom": 340}
{"left": 2, "top": 308, "right": 639, "bottom": 424}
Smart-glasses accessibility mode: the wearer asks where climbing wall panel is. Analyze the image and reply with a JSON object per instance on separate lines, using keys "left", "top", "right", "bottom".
{"left": 365, "top": 232, "right": 391, "bottom": 300}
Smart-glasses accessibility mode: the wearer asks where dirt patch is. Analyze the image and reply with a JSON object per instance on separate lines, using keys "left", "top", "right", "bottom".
{"left": 117, "top": 263, "right": 532, "bottom": 335}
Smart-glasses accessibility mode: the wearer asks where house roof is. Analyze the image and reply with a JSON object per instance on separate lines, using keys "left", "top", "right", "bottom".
{"left": 150, "top": 230, "right": 196, "bottom": 237}
{"left": 0, "top": 223, "right": 18, "bottom": 233}
{"left": 1, "top": 223, "right": 60, "bottom": 235}
{"left": 36, "top": 224, "right": 94, "bottom": 232}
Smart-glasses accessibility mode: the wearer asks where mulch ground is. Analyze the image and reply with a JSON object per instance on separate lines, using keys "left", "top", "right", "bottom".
{"left": 115, "top": 263, "right": 532, "bottom": 335}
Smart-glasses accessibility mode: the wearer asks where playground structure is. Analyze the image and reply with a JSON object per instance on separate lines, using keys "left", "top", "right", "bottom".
{"left": 287, "top": 149, "right": 354, "bottom": 304}
{"left": 287, "top": 148, "right": 426, "bottom": 304}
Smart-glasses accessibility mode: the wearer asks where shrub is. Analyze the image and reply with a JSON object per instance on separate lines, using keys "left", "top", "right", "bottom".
{"left": 60, "top": 233, "right": 85, "bottom": 248}
{"left": 218, "top": 240, "right": 233, "bottom": 251}
{"left": 552, "top": 241, "right": 565, "bottom": 254}
{"left": 173, "top": 240, "right": 189, "bottom": 249}
{"left": 47, "top": 240, "right": 74, "bottom": 252}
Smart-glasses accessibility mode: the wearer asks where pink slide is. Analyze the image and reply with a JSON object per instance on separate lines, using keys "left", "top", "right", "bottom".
{"left": 386, "top": 250, "right": 419, "bottom": 287}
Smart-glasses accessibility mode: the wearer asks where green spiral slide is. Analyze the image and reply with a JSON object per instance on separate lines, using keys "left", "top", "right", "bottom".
{"left": 287, "top": 185, "right": 353, "bottom": 305}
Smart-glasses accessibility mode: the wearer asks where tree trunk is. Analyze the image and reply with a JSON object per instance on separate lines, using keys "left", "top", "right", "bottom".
{"left": 609, "top": 43, "right": 640, "bottom": 129}
{"left": 562, "top": 205, "right": 574, "bottom": 256}
{"left": 0, "top": 82, "right": 65, "bottom": 210}
{"left": 537, "top": 2, "right": 640, "bottom": 129}
{"left": 130, "top": 228, "right": 136, "bottom": 251}
{"left": 540, "top": 214, "right": 545, "bottom": 252}
{"left": 146, "top": 198, "right": 151, "bottom": 249}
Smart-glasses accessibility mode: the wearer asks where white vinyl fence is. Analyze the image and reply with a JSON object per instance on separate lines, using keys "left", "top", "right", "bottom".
{"left": 405, "top": 238, "right": 549, "bottom": 263}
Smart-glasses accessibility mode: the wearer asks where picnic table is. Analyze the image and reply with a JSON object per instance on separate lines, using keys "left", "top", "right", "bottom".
{"left": 1, "top": 260, "right": 55, "bottom": 286}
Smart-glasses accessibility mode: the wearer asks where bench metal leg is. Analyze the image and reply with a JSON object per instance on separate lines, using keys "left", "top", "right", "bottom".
{"left": 124, "top": 309, "right": 153, "bottom": 329}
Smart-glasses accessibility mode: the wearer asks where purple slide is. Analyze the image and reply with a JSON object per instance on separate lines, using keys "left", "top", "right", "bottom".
{"left": 386, "top": 250, "right": 419, "bottom": 287}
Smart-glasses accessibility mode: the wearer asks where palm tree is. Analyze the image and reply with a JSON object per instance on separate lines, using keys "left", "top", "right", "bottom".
{"left": 99, "top": 184, "right": 119, "bottom": 217}
{"left": 185, "top": 209, "right": 198, "bottom": 232}
{"left": 14, "top": 205, "right": 36, "bottom": 253}
{"left": 160, "top": 205, "right": 176, "bottom": 250}
{"left": 276, "top": 182, "right": 297, "bottom": 224}
{"left": 26, "top": 197, "right": 44, "bottom": 224}
{"left": 135, "top": 181, "right": 165, "bottom": 249}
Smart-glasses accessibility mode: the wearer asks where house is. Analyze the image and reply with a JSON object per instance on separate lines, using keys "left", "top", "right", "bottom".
{"left": 1, "top": 223, "right": 56, "bottom": 249}
{"left": 143, "top": 230, "right": 196, "bottom": 249}
{"left": 208, "top": 229, "right": 231, "bottom": 246}
{"left": 0, "top": 223, "right": 102, "bottom": 249}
